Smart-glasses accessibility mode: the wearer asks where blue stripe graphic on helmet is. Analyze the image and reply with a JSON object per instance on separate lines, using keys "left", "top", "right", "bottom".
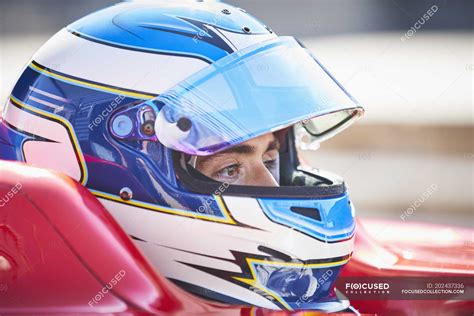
{"left": 68, "top": 3, "right": 269, "bottom": 63}
{"left": 258, "top": 194, "right": 355, "bottom": 243}
{"left": 9, "top": 65, "right": 231, "bottom": 221}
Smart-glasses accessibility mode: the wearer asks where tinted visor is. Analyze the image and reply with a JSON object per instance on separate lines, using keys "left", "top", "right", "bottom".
{"left": 151, "top": 36, "right": 363, "bottom": 156}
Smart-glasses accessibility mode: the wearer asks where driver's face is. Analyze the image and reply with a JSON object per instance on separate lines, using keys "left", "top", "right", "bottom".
{"left": 195, "top": 133, "right": 280, "bottom": 186}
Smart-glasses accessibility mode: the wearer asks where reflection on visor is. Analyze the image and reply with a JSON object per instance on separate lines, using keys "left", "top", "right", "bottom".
{"left": 303, "top": 109, "right": 360, "bottom": 138}
{"left": 150, "top": 36, "right": 363, "bottom": 155}
{"left": 253, "top": 263, "right": 346, "bottom": 311}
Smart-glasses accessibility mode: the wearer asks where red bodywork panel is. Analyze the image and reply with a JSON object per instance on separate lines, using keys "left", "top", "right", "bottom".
{"left": 341, "top": 220, "right": 473, "bottom": 315}
{"left": 0, "top": 161, "right": 216, "bottom": 314}
{"left": 0, "top": 161, "right": 472, "bottom": 315}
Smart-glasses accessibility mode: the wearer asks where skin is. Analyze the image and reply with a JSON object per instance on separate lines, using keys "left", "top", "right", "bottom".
{"left": 195, "top": 133, "right": 280, "bottom": 186}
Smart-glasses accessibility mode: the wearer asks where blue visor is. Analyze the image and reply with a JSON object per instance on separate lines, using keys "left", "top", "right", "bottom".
{"left": 150, "top": 36, "right": 363, "bottom": 155}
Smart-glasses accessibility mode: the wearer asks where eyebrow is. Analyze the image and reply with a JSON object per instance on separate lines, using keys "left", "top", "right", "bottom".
{"left": 220, "top": 138, "right": 280, "bottom": 155}
{"left": 197, "top": 138, "right": 280, "bottom": 166}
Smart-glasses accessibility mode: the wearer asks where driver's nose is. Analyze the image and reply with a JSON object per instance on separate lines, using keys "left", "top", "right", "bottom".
{"left": 247, "top": 164, "right": 279, "bottom": 187}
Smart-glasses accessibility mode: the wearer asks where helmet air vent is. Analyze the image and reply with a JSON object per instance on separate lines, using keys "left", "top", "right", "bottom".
{"left": 290, "top": 206, "right": 322, "bottom": 221}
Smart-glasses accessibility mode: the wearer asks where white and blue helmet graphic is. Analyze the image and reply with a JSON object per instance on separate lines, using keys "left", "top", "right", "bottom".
{"left": 0, "top": 1, "right": 363, "bottom": 312}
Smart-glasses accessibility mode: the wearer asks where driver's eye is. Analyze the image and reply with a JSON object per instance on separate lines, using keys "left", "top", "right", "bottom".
{"left": 264, "top": 159, "right": 277, "bottom": 169}
{"left": 215, "top": 163, "right": 242, "bottom": 180}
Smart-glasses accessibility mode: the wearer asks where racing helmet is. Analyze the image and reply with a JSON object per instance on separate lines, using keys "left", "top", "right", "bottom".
{"left": 0, "top": 1, "right": 364, "bottom": 312}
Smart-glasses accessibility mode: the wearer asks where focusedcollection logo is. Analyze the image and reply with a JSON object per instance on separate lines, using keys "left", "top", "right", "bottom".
{"left": 0, "top": 283, "right": 8, "bottom": 292}
{"left": 344, "top": 282, "right": 390, "bottom": 294}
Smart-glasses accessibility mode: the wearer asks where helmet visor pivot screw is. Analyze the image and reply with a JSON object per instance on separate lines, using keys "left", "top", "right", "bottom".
{"left": 177, "top": 117, "right": 192, "bottom": 132}
{"left": 141, "top": 121, "right": 155, "bottom": 136}
{"left": 119, "top": 187, "right": 133, "bottom": 201}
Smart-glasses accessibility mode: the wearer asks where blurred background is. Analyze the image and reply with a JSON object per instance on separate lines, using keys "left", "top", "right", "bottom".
{"left": 0, "top": 0, "right": 472, "bottom": 228}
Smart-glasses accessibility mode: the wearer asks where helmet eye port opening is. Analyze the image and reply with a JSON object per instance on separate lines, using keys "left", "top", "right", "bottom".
{"left": 171, "top": 128, "right": 345, "bottom": 199}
